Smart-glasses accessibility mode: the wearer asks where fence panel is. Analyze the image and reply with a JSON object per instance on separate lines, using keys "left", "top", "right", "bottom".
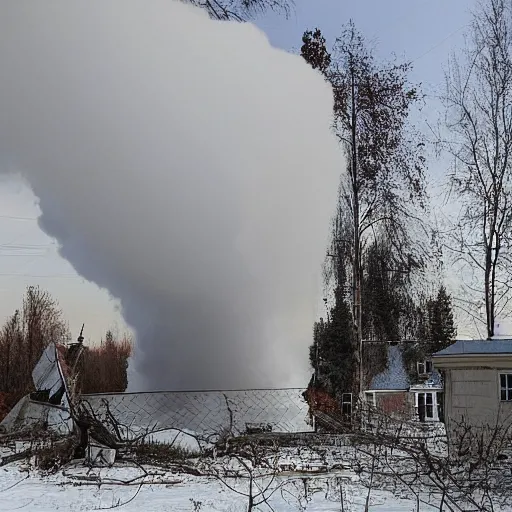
{"left": 82, "top": 388, "right": 313, "bottom": 437}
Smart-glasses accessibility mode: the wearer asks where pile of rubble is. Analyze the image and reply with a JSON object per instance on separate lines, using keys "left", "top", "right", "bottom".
{"left": 0, "top": 340, "right": 313, "bottom": 471}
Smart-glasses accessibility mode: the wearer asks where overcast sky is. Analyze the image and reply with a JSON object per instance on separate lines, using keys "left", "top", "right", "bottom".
{"left": 0, "top": 0, "right": 475, "bottom": 346}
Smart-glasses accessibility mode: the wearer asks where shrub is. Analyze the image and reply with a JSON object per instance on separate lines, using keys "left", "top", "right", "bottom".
{"left": 77, "top": 331, "right": 132, "bottom": 394}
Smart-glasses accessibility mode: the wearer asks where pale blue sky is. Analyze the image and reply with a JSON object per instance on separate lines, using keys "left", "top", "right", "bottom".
{"left": 255, "top": 0, "right": 472, "bottom": 152}
{"left": 0, "top": 0, "right": 476, "bottom": 341}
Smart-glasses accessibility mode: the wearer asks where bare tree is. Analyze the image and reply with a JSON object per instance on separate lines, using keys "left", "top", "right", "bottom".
{"left": 351, "top": 407, "right": 512, "bottom": 511}
{"left": 207, "top": 443, "right": 282, "bottom": 511}
{"left": 302, "top": 24, "right": 427, "bottom": 398}
{"left": 0, "top": 311, "right": 23, "bottom": 401}
{"left": 76, "top": 330, "right": 132, "bottom": 394}
{"left": 0, "top": 287, "right": 68, "bottom": 415}
{"left": 443, "top": 0, "right": 512, "bottom": 338}
{"left": 186, "top": 0, "right": 292, "bottom": 21}
{"left": 22, "top": 286, "right": 68, "bottom": 372}
{"left": 202, "top": 437, "right": 320, "bottom": 512}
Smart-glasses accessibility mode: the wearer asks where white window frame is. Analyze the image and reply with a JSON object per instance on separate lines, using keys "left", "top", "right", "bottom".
{"left": 417, "top": 360, "right": 433, "bottom": 376}
{"left": 341, "top": 393, "right": 353, "bottom": 416}
{"left": 415, "top": 391, "right": 437, "bottom": 421}
{"left": 499, "top": 372, "right": 512, "bottom": 402}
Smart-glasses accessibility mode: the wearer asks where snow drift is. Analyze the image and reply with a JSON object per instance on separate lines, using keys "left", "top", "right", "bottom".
{"left": 0, "top": 0, "right": 341, "bottom": 390}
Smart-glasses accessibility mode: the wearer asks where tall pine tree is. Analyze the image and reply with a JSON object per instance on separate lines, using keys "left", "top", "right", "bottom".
{"left": 310, "top": 292, "right": 355, "bottom": 399}
{"left": 425, "top": 286, "right": 456, "bottom": 353}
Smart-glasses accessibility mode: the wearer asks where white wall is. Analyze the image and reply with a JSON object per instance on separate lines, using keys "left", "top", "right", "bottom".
{"left": 446, "top": 368, "right": 512, "bottom": 428}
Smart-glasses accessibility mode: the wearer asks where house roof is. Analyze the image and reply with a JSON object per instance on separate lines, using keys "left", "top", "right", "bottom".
{"left": 433, "top": 339, "right": 512, "bottom": 357}
{"left": 369, "top": 344, "right": 410, "bottom": 390}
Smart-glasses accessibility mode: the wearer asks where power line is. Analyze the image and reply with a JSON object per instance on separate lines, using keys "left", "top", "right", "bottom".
{"left": 410, "top": 24, "right": 467, "bottom": 64}
{"left": 0, "top": 254, "right": 49, "bottom": 257}
{"left": 0, "top": 214, "right": 38, "bottom": 221}
{"left": 0, "top": 273, "right": 81, "bottom": 278}
{"left": 0, "top": 243, "right": 56, "bottom": 257}
{"left": 0, "top": 244, "right": 55, "bottom": 249}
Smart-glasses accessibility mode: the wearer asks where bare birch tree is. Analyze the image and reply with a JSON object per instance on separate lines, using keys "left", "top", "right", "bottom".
{"left": 444, "top": 0, "right": 512, "bottom": 338}
{"left": 302, "top": 24, "right": 427, "bottom": 398}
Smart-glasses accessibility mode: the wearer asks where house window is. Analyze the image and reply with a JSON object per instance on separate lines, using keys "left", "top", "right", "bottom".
{"left": 416, "top": 392, "right": 436, "bottom": 422}
{"left": 500, "top": 374, "right": 512, "bottom": 401}
{"left": 365, "top": 391, "right": 376, "bottom": 408}
{"left": 417, "top": 360, "right": 433, "bottom": 376}
{"left": 341, "top": 393, "right": 352, "bottom": 416}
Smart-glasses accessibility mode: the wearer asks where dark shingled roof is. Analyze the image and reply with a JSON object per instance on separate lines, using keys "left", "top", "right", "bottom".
{"left": 433, "top": 339, "right": 512, "bottom": 357}
{"left": 369, "top": 344, "right": 410, "bottom": 390}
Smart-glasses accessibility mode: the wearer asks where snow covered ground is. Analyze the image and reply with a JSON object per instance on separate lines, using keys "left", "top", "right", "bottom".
{"left": 1, "top": 432, "right": 508, "bottom": 511}
{"left": 0, "top": 462, "right": 419, "bottom": 511}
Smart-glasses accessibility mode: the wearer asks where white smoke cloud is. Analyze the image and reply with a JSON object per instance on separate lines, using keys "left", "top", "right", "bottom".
{"left": 0, "top": 0, "right": 342, "bottom": 391}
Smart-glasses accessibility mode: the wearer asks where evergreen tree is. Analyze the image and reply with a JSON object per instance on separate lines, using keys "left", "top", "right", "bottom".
{"left": 309, "top": 220, "right": 355, "bottom": 399}
{"left": 426, "top": 286, "right": 456, "bottom": 352}
{"left": 301, "top": 29, "right": 331, "bottom": 74}
{"left": 362, "top": 240, "right": 412, "bottom": 341}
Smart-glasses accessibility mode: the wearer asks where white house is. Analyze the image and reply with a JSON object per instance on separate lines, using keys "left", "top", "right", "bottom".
{"left": 433, "top": 339, "right": 512, "bottom": 435}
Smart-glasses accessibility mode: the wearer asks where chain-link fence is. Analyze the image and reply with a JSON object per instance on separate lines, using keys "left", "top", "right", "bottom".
{"left": 82, "top": 388, "right": 313, "bottom": 438}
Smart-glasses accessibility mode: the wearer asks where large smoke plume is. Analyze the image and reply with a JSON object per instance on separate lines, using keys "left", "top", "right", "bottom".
{"left": 0, "top": 0, "right": 341, "bottom": 391}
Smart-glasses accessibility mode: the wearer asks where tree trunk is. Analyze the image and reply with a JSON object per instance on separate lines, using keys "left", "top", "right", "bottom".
{"left": 485, "top": 245, "right": 493, "bottom": 338}
{"left": 350, "top": 59, "right": 363, "bottom": 400}
{"left": 4, "top": 337, "right": 10, "bottom": 391}
{"left": 247, "top": 477, "right": 254, "bottom": 511}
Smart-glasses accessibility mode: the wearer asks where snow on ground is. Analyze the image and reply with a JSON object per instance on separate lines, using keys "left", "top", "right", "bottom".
{"left": 0, "top": 462, "right": 419, "bottom": 511}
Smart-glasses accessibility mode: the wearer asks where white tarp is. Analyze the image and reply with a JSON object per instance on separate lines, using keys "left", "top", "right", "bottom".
{"left": 0, "top": 396, "right": 72, "bottom": 435}
{"left": 32, "top": 343, "right": 65, "bottom": 400}
{"left": 0, "top": 342, "right": 72, "bottom": 435}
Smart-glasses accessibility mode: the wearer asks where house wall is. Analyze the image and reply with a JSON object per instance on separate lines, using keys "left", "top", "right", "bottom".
{"left": 444, "top": 368, "right": 512, "bottom": 448}
{"left": 370, "top": 390, "right": 442, "bottom": 422}
{"left": 375, "top": 391, "right": 411, "bottom": 418}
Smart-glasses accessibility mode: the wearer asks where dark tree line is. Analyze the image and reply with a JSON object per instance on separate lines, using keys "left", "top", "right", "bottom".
{"left": 76, "top": 330, "right": 132, "bottom": 395}
{"left": 309, "top": 239, "right": 456, "bottom": 400}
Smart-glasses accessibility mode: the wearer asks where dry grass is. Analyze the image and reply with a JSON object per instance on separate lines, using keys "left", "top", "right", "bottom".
{"left": 132, "top": 442, "right": 199, "bottom": 466}
{"left": 34, "top": 437, "right": 78, "bottom": 473}
{"left": 77, "top": 333, "right": 132, "bottom": 394}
